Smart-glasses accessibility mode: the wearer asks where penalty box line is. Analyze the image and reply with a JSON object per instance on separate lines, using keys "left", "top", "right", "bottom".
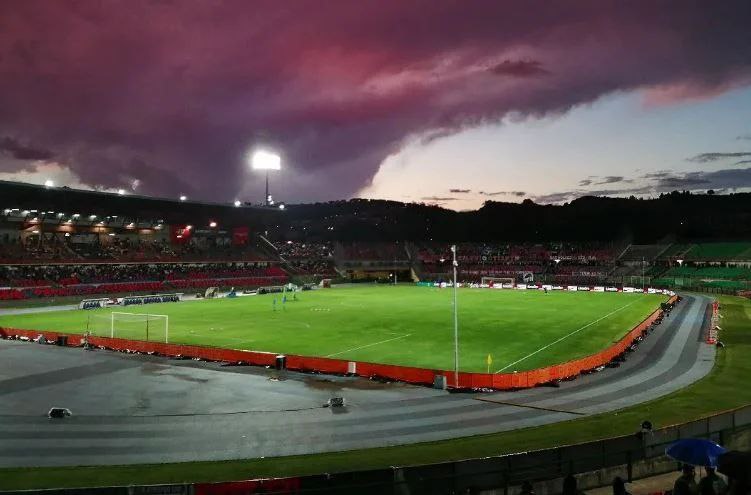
{"left": 325, "top": 334, "right": 412, "bottom": 358}
{"left": 494, "top": 299, "right": 640, "bottom": 373}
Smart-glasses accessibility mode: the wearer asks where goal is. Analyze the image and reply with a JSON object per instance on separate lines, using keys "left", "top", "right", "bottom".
{"left": 481, "top": 276, "right": 515, "bottom": 288}
{"left": 89, "top": 312, "right": 170, "bottom": 343}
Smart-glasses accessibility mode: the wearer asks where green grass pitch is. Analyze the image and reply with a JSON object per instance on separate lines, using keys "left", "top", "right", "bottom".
{"left": 0, "top": 285, "right": 666, "bottom": 373}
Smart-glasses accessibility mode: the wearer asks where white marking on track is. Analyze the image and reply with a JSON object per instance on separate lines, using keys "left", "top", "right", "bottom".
{"left": 495, "top": 299, "right": 640, "bottom": 373}
{"left": 325, "top": 334, "right": 411, "bottom": 358}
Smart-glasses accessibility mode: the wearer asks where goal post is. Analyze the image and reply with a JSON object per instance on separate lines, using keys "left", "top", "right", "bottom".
{"left": 481, "top": 276, "right": 515, "bottom": 288}
{"left": 106, "top": 312, "right": 170, "bottom": 343}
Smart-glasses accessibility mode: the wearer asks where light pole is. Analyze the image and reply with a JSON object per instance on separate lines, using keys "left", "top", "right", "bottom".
{"left": 452, "top": 244, "right": 459, "bottom": 388}
{"left": 642, "top": 256, "right": 645, "bottom": 290}
{"left": 250, "top": 150, "right": 281, "bottom": 206}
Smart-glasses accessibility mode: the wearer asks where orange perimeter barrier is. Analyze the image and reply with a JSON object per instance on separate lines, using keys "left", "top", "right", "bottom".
{"left": 0, "top": 295, "right": 677, "bottom": 391}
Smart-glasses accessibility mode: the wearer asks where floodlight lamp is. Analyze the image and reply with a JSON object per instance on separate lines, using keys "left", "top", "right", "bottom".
{"left": 209, "top": 221, "right": 217, "bottom": 228}
{"left": 278, "top": 204, "right": 285, "bottom": 210}
{"left": 234, "top": 200, "right": 242, "bottom": 207}
{"left": 44, "top": 179, "right": 54, "bottom": 188}
{"left": 179, "top": 195, "right": 187, "bottom": 201}
{"left": 251, "top": 150, "right": 281, "bottom": 170}
{"left": 117, "top": 189, "right": 125, "bottom": 195}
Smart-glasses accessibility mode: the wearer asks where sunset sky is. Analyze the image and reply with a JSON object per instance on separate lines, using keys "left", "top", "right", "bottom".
{"left": 1, "top": 0, "right": 750, "bottom": 210}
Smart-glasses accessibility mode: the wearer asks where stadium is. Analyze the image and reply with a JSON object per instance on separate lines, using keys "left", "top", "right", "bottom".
{"left": 1, "top": 180, "right": 750, "bottom": 495}
{"left": 3, "top": 3, "right": 751, "bottom": 494}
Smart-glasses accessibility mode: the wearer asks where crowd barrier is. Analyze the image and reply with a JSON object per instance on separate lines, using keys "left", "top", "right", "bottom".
{"left": 0, "top": 295, "right": 678, "bottom": 391}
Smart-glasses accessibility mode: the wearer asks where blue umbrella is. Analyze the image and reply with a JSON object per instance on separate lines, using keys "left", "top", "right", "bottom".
{"left": 666, "top": 438, "right": 726, "bottom": 467}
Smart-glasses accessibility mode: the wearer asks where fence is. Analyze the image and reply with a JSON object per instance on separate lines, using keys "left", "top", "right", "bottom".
{"left": 0, "top": 295, "right": 675, "bottom": 391}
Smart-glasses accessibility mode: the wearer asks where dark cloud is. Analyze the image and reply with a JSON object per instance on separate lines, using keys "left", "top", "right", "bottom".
{"left": 489, "top": 59, "right": 549, "bottom": 78}
{"left": 687, "top": 152, "right": 751, "bottom": 163}
{"left": 532, "top": 192, "right": 578, "bottom": 204}
{"left": 421, "top": 196, "right": 459, "bottom": 201}
{"left": 533, "top": 167, "right": 751, "bottom": 204}
{"left": 479, "top": 191, "right": 526, "bottom": 197}
{"left": 736, "top": 160, "right": 751, "bottom": 165}
{"left": 737, "top": 134, "right": 751, "bottom": 140}
{"left": 1, "top": 1, "right": 751, "bottom": 201}
{"left": 578, "top": 179, "right": 593, "bottom": 186}
{"left": 595, "top": 176, "right": 632, "bottom": 185}
{"left": 678, "top": 167, "right": 751, "bottom": 191}
{"left": 449, "top": 188, "right": 471, "bottom": 193}
{"left": 655, "top": 173, "right": 710, "bottom": 188}
{"left": 642, "top": 171, "right": 672, "bottom": 179}
{"left": 0, "top": 137, "right": 53, "bottom": 161}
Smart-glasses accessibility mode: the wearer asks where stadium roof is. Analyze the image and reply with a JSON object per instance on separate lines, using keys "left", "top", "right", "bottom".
{"left": 0, "top": 180, "right": 281, "bottom": 228}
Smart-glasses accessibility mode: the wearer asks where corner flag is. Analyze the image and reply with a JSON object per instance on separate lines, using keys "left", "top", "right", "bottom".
{"left": 486, "top": 354, "right": 492, "bottom": 373}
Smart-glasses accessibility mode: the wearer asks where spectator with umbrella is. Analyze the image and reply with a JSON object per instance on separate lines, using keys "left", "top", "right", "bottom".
{"left": 699, "top": 466, "right": 728, "bottom": 495}
{"left": 674, "top": 464, "right": 699, "bottom": 495}
{"left": 667, "top": 439, "right": 728, "bottom": 495}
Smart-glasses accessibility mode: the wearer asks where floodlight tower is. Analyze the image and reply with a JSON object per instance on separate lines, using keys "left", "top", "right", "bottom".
{"left": 250, "top": 150, "right": 281, "bottom": 206}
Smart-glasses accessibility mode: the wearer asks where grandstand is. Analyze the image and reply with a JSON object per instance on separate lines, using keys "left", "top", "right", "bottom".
{"left": 2, "top": 181, "right": 749, "bottom": 300}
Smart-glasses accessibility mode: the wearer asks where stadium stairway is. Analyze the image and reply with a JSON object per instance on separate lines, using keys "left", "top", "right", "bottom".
{"left": 0, "top": 293, "right": 715, "bottom": 468}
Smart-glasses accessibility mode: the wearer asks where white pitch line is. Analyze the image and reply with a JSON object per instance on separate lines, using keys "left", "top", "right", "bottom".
{"left": 325, "top": 334, "right": 411, "bottom": 358}
{"left": 495, "top": 299, "right": 640, "bottom": 373}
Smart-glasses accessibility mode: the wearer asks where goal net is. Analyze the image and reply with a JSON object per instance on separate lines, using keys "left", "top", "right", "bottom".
{"left": 88, "top": 312, "right": 169, "bottom": 342}
{"left": 481, "top": 276, "right": 515, "bottom": 288}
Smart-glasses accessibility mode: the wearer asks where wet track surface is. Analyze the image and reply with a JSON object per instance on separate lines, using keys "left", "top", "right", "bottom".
{"left": 0, "top": 293, "right": 714, "bottom": 467}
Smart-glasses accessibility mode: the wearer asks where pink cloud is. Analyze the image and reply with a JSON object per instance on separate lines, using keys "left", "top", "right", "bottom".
{"left": 0, "top": 0, "right": 749, "bottom": 201}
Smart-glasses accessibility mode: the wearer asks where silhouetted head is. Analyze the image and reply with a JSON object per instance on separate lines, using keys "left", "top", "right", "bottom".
{"left": 612, "top": 476, "right": 628, "bottom": 495}
{"left": 563, "top": 475, "right": 578, "bottom": 495}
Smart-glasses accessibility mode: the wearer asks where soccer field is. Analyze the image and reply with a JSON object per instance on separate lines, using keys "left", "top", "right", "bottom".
{"left": 0, "top": 286, "right": 667, "bottom": 373}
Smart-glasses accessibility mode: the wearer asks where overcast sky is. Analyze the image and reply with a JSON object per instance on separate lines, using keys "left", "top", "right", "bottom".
{"left": 1, "top": 0, "right": 750, "bottom": 209}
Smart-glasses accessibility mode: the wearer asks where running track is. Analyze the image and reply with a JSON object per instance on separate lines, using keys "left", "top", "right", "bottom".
{"left": 0, "top": 293, "right": 715, "bottom": 467}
